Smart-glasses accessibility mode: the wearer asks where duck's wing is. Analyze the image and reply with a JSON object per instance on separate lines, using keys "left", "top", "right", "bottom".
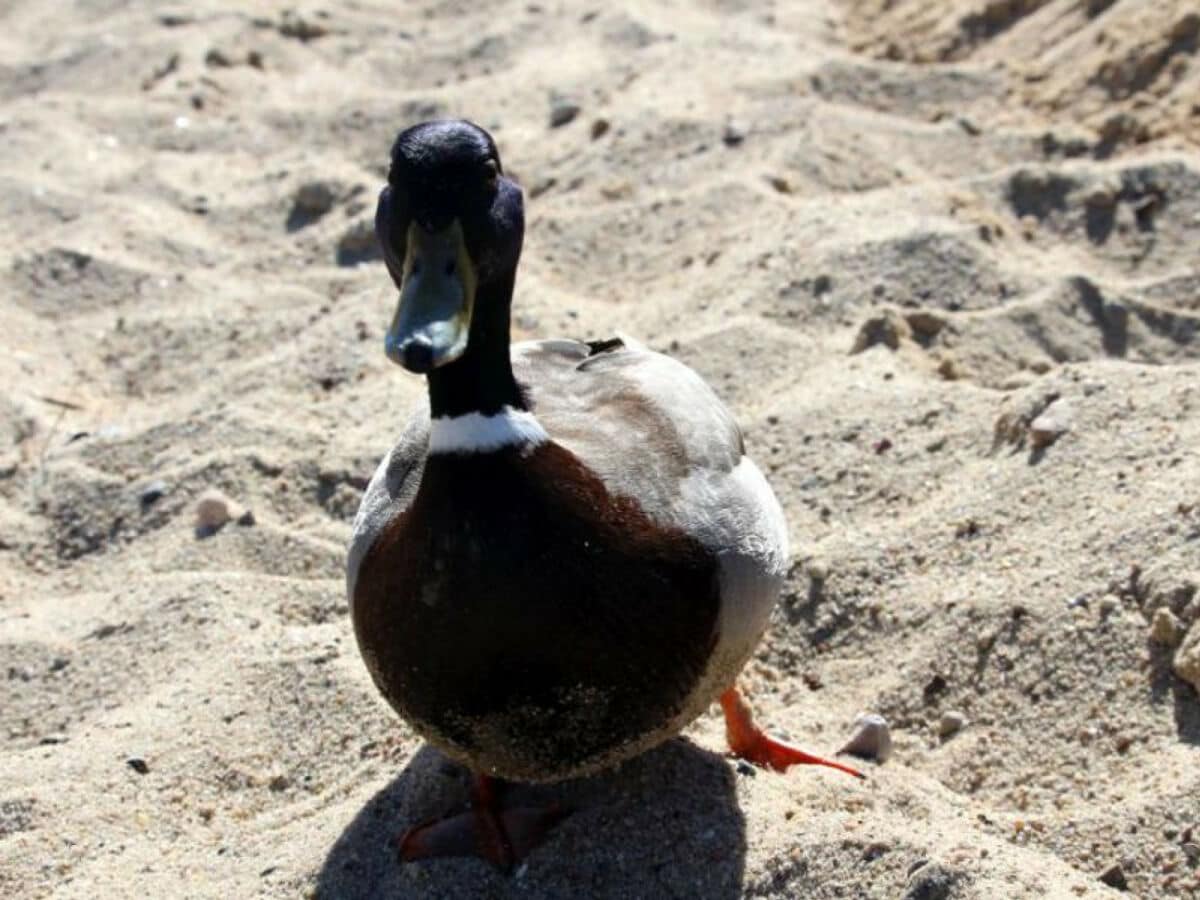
{"left": 513, "top": 338, "right": 788, "bottom": 576}
{"left": 346, "top": 403, "right": 429, "bottom": 599}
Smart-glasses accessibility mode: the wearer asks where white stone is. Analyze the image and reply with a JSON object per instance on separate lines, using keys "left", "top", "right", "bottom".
{"left": 840, "top": 713, "right": 892, "bottom": 762}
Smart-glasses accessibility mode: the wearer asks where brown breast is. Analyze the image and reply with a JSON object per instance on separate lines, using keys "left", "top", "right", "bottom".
{"left": 351, "top": 441, "right": 721, "bottom": 782}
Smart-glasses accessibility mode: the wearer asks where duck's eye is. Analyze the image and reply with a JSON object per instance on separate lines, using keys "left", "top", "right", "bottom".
{"left": 481, "top": 159, "right": 499, "bottom": 186}
{"left": 444, "top": 259, "right": 456, "bottom": 276}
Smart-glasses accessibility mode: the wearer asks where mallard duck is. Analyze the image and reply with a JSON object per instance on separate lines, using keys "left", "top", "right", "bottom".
{"left": 347, "top": 119, "right": 861, "bottom": 869}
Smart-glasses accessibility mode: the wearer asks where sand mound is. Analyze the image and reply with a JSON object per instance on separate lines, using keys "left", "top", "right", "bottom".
{"left": 842, "top": 0, "right": 1200, "bottom": 152}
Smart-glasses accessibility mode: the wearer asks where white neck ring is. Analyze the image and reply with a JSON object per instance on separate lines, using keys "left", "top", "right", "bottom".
{"left": 429, "top": 406, "right": 549, "bottom": 455}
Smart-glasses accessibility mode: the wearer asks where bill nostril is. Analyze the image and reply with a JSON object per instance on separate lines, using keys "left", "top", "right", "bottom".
{"left": 401, "top": 337, "right": 434, "bottom": 373}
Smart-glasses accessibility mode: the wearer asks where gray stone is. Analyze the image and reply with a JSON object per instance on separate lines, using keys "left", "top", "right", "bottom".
{"left": 840, "top": 713, "right": 892, "bottom": 762}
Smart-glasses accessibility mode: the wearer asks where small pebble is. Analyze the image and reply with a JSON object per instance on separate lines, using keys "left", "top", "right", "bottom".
{"left": 938, "top": 711, "right": 966, "bottom": 738}
{"left": 1029, "top": 400, "right": 1073, "bottom": 449}
{"left": 839, "top": 713, "right": 892, "bottom": 762}
{"left": 1149, "top": 608, "right": 1182, "bottom": 647}
{"left": 862, "top": 841, "right": 889, "bottom": 862}
{"left": 904, "top": 862, "right": 958, "bottom": 900}
{"left": 851, "top": 311, "right": 911, "bottom": 354}
{"left": 765, "top": 174, "right": 792, "bottom": 194}
{"left": 1099, "top": 862, "right": 1128, "bottom": 891}
{"left": 934, "top": 355, "right": 963, "bottom": 380}
{"left": 590, "top": 118, "right": 610, "bottom": 139}
{"left": 923, "top": 673, "right": 948, "bottom": 701}
{"left": 1084, "top": 180, "right": 1119, "bottom": 208}
{"left": 293, "top": 180, "right": 338, "bottom": 216}
{"left": 549, "top": 98, "right": 581, "bottom": 128}
{"left": 722, "top": 120, "right": 746, "bottom": 146}
{"left": 140, "top": 479, "right": 169, "bottom": 508}
{"left": 195, "top": 490, "right": 241, "bottom": 533}
{"left": 204, "top": 48, "right": 233, "bottom": 68}
{"left": 279, "top": 10, "right": 329, "bottom": 41}
{"left": 127, "top": 757, "right": 150, "bottom": 775}
{"left": 807, "top": 558, "right": 829, "bottom": 582}
{"left": 957, "top": 115, "right": 981, "bottom": 136}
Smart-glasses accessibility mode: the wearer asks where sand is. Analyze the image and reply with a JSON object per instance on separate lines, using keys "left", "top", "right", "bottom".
{"left": 1, "top": 0, "right": 1198, "bottom": 897}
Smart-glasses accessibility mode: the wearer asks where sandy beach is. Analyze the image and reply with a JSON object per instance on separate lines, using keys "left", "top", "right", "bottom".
{"left": 2, "top": 1, "right": 1199, "bottom": 897}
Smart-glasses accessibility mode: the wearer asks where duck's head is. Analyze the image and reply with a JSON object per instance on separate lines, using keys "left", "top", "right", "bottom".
{"left": 375, "top": 120, "right": 525, "bottom": 374}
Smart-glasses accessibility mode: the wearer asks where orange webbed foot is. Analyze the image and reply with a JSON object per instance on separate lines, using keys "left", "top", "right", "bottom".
{"left": 720, "top": 687, "right": 864, "bottom": 779}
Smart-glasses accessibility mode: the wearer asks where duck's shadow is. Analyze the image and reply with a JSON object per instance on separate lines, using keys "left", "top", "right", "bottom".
{"left": 316, "top": 738, "right": 746, "bottom": 899}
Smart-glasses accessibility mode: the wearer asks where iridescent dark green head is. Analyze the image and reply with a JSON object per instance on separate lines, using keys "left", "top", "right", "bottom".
{"left": 375, "top": 120, "right": 525, "bottom": 378}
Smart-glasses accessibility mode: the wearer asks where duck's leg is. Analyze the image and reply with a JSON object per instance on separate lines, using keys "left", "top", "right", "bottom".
{"left": 720, "top": 687, "right": 864, "bottom": 778}
{"left": 396, "top": 774, "right": 570, "bottom": 871}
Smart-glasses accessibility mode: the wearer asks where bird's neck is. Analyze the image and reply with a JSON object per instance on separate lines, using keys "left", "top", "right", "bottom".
{"left": 427, "top": 271, "right": 527, "bottom": 420}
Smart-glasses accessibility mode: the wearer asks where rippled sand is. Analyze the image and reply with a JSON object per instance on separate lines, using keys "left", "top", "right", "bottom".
{"left": 2, "top": 2, "right": 1198, "bottom": 897}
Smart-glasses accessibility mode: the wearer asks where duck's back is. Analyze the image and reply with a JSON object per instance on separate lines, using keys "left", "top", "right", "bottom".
{"left": 348, "top": 338, "right": 788, "bottom": 782}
